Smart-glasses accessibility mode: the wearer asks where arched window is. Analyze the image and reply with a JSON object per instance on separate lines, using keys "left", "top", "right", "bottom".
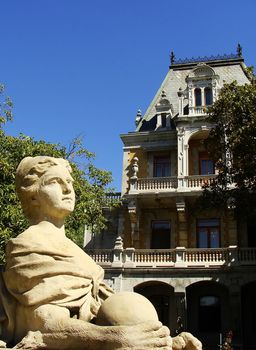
{"left": 204, "top": 87, "right": 213, "bottom": 105}
{"left": 194, "top": 88, "right": 202, "bottom": 106}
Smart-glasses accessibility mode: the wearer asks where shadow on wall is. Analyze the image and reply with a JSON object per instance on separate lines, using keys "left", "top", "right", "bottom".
{"left": 186, "top": 280, "right": 229, "bottom": 349}
{"left": 134, "top": 281, "right": 176, "bottom": 333}
{"left": 83, "top": 228, "right": 118, "bottom": 250}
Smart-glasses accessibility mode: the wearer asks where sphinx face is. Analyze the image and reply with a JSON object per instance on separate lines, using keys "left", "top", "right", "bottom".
{"left": 36, "top": 165, "right": 75, "bottom": 221}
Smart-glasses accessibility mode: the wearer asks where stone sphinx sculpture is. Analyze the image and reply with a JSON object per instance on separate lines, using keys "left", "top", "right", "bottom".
{"left": 0, "top": 156, "right": 202, "bottom": 350}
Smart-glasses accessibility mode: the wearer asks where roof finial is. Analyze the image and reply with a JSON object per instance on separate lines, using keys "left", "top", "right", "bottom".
{"left": 135, "top": 109, "right": 142, "bottom": 126}
{"left": 170, "top": 51, "right": 175, "bottom": 65}
{"left": 237, "top": 43, "right": 242, "bottom": 57}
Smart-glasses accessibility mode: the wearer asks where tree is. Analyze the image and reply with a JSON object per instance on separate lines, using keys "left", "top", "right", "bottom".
{"left": 0, "top": 85, "right": 119, "bottom": 263}
{"left": 0, "top": 83, "right": 13, "bottom": 125}
{"left": 202, "top": 80, "right": 256, "bottom": 217}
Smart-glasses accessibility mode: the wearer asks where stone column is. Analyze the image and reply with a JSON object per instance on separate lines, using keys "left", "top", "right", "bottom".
{"left": 177, "top": 127, "right": 185, "bottom": 188}
{"left": 176, "top": 198, "right": 188, "bottom": 247}
{"left": 188, "top": 84, "right": 193, "bottom": 115}
{"left": 128, "top": 199, "right": 139, "bottom": 247}
{"left": 201, "top": 87, "right": 204, "bottom": 107}
{"left": 174, "top": 289, "right": 187, "bottom": 331}
{"left": 178, "top": 88, "right": 184, "bottom": 116}
{"left": 184, "top": 144, "right": 189, "bottom": 178}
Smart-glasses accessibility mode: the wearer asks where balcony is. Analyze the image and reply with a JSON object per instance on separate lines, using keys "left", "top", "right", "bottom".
{"left": 129, "top": 174, "right": 217, "bottom": 194}
{"left": 189, "top": 106, "right": 206, "bottom": 115}
{"left": 86, "top": 246, "right": 256, "bottom": 269}
{"left": 137, "top": 176, "right": 178, "bottom": 192}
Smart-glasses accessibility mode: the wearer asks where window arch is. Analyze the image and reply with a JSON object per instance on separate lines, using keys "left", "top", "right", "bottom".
{"left": 194, "top": 88, "right": 202, "bottom": 106}
{"left": 204, "top": 87, "right": 213, "bottom": 105}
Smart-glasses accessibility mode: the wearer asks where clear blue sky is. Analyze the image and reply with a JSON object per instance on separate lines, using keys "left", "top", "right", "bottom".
{"left": 1, "top": 0, "right": 256, "bottom": 190}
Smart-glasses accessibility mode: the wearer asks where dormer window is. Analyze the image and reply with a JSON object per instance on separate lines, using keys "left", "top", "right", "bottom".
{"left": 195, "top": 88, "right": 202, "bottom": 106}
{"left": 204, "top": 87, "right": 213, "bottom": 106}
{"left": 185, "top": 63, "right": 219, "bottom": 116}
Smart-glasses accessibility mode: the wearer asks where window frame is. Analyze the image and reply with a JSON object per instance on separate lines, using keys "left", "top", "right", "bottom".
{"left": 151, "top": 220, "right": 171, "bottom": 249}
{"left": 204, "top": 86, "right": 213, "bottom": 106}
{"left": 153, "top": 155, "right": 171, "bottom": 178}
{"left": 199, "top": 152, "right": 214, "bottom": 175}
{"left": 194, "top": 88, "right": 202, "bottom": 107}
{"left": 197, "top": 219, "right": 221, "bottom": 248}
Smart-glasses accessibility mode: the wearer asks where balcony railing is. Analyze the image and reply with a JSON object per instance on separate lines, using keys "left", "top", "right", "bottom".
{"left": 189, "top": 106, "right": 206, "bottom": 115}
{"left": 134, "top": 249, "right": 176, "bottom": 265}
{"left": 186, "top": 175, "right": 217, "bottom": 188}
{"left": 87, "top": 249, "right": 114, "bottom": 264}
{"left": 184, "top": 248, "right": 228, "bottom": 266}
{"left": 137, "top": 177, "right": 178, "bottom": 191}
{"left": 129, "top": 175, "right": 217, "bottom": 194}
{"left": 238, "top": 248, "right": 256, "bottom": 264}
{"left": 86, "top": 246, "right": 256, "bottom": 269}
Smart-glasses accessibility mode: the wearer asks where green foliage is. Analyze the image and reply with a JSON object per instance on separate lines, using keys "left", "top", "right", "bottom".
{"left": 0, "top": 85, "right": 119, "bottom": 263}
{"left": 0, "top": 84, "right": 13, "bottom": 126}
{"left": 202, "top": 81, "right": 256, "bottom": 218}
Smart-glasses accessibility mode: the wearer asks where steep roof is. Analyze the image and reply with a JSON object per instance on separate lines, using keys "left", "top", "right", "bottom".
{"left": 136, "top": 54, "right": 251, "bottom": 132}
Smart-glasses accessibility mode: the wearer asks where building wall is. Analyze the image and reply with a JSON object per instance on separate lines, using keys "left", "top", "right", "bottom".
{"left": 90, "top": 57, "right": 255, "bottom": 349}
{"left": 103, "top": 267, "right": 256, "bottom": 347}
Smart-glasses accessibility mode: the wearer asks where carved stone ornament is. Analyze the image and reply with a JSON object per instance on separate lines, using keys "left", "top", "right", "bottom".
{"left": 0, "top": 156, "right": 202, "bottom": 350}
{"left": 155, "top": 90, "right": 173, "bottom": 114}
{"left": 135, "top": 109, "right": 142, "bottom": 126}
{"left": 131, "top": 157, "right": 139, "bottom": 180}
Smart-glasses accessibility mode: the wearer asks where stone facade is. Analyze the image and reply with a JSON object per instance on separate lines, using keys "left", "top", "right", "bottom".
{"left": 85, "top": 51, "right": 256, "bottom": 350}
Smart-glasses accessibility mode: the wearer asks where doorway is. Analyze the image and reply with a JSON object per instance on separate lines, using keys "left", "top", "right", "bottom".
{"left": 134, "top": 282, "right": 174, "bottom": 328}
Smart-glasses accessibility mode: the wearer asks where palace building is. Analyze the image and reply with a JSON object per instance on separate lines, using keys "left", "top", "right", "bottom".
{"left": 85, "top": 48, "right": 256, "bottom": 350}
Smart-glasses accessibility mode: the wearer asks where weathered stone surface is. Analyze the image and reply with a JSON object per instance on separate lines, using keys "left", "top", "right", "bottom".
{"left": 96, "top": 291, "right": 158, "bottom": 326}
{"left": 173, "top": 332, "right": 202, "bottom": 350}
{"left": 0, "top": 156, "right": 202, "bottom": 350}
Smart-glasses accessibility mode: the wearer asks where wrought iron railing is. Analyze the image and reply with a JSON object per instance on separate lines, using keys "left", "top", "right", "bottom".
{"left": 172, "top": 53, "right": 241, "bottom": 65}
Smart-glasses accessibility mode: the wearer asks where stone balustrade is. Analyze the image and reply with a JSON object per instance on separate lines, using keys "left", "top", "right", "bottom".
{"left": 86, "top": 246, "right": 256, "bottom": 268}
{"left": 129, "top": 175, "right": 217, "bottom": 194}
{"left": 184, "top": 248, "right": 228, "bottom": 266}
{"left": 134, "top": 249, "right": 176, "bottom": 266}
{"left": 87, "top": 249, "right": 114, "bottom": 264}
{"left": 185, "top": 175, "right": 217, "bottom": 188}
{"left": 238, "top": 247, "right": 256, "bottom": 264}
{"left": 189, "top": 106, "right": 206, "bottom": 115}
{"left": 137, "top": 177, "right": 178, "bottom": 191}
{"left": 106, "top": 192, "right": 122, "bottom": 201}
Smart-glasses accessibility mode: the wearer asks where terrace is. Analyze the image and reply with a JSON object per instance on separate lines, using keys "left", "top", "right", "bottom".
{"left": 86, "top": 246, "right": 256, "bottom": 269}
{"left": 129, "top": 174, "right": 217, "bottom": 194}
